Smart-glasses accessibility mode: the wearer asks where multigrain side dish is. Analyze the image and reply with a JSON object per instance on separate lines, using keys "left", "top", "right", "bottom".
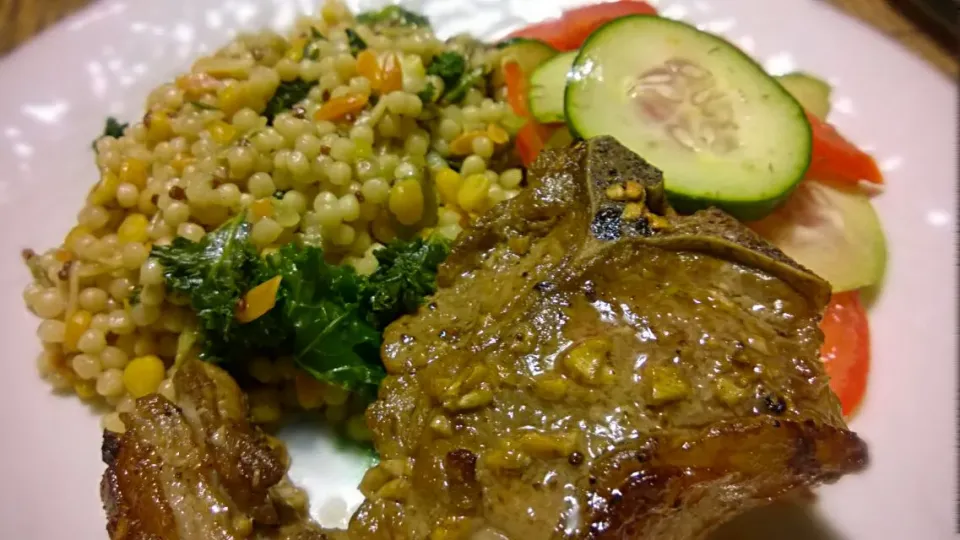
{"left": 20, "top": 1, "right": 889, "bottom": 538}
{"left": 24, "top": 1, "right": 525, "bottom": 437}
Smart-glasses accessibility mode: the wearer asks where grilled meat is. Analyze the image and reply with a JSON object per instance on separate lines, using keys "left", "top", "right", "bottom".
{"left": 101, "top": 360, "right": 323, "bottom": 539}
{"left": 352, "top": 137, "right": 867, "bottom": 539}
{"left": 101, "top": 137, "right": 867, "bottom": 540}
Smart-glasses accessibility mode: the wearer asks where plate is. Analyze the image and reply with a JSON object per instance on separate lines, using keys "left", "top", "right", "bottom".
{"left": 0, "top": 0, "right": 955, "bottom": 538}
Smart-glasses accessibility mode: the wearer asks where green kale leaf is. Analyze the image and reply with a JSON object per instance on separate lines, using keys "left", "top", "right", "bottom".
{"left": 416, "top": 81, "right": 437, "bottom": 104}
{"left": 440, "top": 67, "right": 485, "bottom": 105}
{"left": 263, "top": 79, "right": 316, "bottom": 125}
{"left": 92, "top": 117, "right": 128, "bottom": 151}
{"left": 150, "top": 214, "right": 287, "bottom": 362}
{"left": 303, "top": 27, "right": 326, "bottom": 60}
{"left": 148, "top": 216, "right": 449, "bottom": 394}
{"left": 345, "top": 28, "right": 368, "bottom": 56}
{"left": 426, "top": 51, "right": 466, "bottom": 89}
{"left": 362, "top": 236, "right": 451, "bottom": 330}
{"left": 265, "top": 245, "right": 384, "bottom": 391}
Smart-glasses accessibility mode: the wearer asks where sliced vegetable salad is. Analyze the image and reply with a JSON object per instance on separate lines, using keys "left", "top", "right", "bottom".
{"left": 499, "top": 0, "right": 886, "bottom": 416}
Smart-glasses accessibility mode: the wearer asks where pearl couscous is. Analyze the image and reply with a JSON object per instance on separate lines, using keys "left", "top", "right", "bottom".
{"left": 22, "top": 0, "right": 525, "bottom": 437}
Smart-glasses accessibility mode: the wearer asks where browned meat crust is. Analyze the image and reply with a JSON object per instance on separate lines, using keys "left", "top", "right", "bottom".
{"left": 100, "top": 361, "right": 325, "bottom": 540}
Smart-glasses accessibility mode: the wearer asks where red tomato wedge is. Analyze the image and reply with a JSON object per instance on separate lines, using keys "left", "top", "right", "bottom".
{"left": 819, "top": 291, "right": 870, "bottom": 417}
{"left": 507, "top": 1, "right": 658, "bottom": 51}
{"left": 504, "top": 61, "right": 547, "bottom": 166}
{"left": 806, "top": 111, "right": 884, "bottom": 185}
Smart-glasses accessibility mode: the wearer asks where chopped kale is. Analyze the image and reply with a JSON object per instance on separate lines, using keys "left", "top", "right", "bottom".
{"left": 148, "top": 215, "right": 451, "bottom": 393}
{"left": 416, "top": 81, "right": 437, "bottom": 103}
{"left": 262, "top": 79, "right": 316, "bottom": 125}
{"left": 92, "top": 117, "right": 128, "bottom": 151}
{"left": 345, "top": 28, "right": 368, "bottom": 56}
{"left": 440, "top": 67, "right": 485, "bottom": 105}
{"left": 426, "top": 51, "right": 466, "bottom": 89}
{"left": 362, "top": 237, "right": 451, "bottom": 330}
{"left": 303, "top": 27, "right": 326, "bottom": 60}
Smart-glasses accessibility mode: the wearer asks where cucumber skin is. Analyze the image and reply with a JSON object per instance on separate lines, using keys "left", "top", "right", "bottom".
{"left": 492, "top": 38, "right": 557, "bottom": 88}
{"left": 528, "top": 51, "right": 577, "bottom": 124}
{"left": 564, "top": 15, "right": 812, "bottom": 221}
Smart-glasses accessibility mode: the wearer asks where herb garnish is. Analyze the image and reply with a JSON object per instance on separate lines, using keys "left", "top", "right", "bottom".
{"left": 92, "top": 117, "right": 128, "bottom": 151}
{"left": 345, "top": 28, "right": 368, "bottom": 56}
{"left": 150, "top": 214, "right": 451, "bottom": 393}
{"left": 263, "top": 79, "right": 316, "bottom": 125}
{"left": 416, "top": 81, "right": 437, "bottom": 104}
{"left": 303, "top": 27, "right": 326, "bottom": 60}
{"left": 441, "top": 67, "right": 485, "bottom": 105}
{"left": 426, "top": 52, "right": 466, "bottom": 89}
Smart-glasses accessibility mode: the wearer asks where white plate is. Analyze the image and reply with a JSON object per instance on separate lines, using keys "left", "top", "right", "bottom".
{"left": 0, "top": 0, "right": 955, "bottom": 538}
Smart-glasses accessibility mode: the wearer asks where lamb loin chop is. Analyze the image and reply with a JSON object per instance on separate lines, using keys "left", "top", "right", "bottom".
{"left": 100, "top": 359, "right": 324, "bottom": 539}
{"left": 101, "top": 136, "right": 867, "bottom": 540}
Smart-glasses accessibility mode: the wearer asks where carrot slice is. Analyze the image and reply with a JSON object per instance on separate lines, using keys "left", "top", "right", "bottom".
{"left": 314, "top": 94, "right": 370, "bottom": 121}
{"left": 508, "top": 1, "right": 657, "bottom": 51}
{"left": 503, "top": 61, "right": 548, "bottom": 166}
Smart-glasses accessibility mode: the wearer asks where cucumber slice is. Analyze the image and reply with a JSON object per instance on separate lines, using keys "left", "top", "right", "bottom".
{"left": 529, "top": 51, "right": 577, "bottom": 123}
{"left": 492, "top": 38, "right": 557, "bottom": 88}
{"left": 565, "top": 16, "right": 812, "bottom": 220}
{"left": 777, "top": 72, "right": 832, "bottom": 120}
{"left": 748, "top": 180, "right": 886, "bottom": 292}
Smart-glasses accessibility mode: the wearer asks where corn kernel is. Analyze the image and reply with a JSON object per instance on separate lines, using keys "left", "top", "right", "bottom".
{"left": 123, "top": 355, "right": 166, "bottom": 398}
{"left": 74, "top": 379, "right": 98, "bottom": 400}
{"left": 449, "top": 130, "right": 486, "bottom": 156}
{"left": 145, "top": 111, "right": 174, "bottom": 143}
{"left": 486, "top": 123, "right": 510, "bottom": 145}
{"left": 64, "top": 310, "right": 93, "bottom": 353}
{"left": 170, "top": 153, "right": 195, "bottom": 174}
{"left": 118, "top": 214, "right": 150, "bottom": 244}
{"left": 286, "top": 38, "right": 308, "bottom": 62}
{"left": 208, "top": 121, "right": 237, "bottom": 145}
{"left": 218, "top": 84, "right": 248, "bottom": 117}
{"left": 119, "top": 158, "right": 148, "bottom": 189}
{"left": 388, "top": 179, "right": 424, "bottom": 226}
{"left": 89, "top": 171, "right": 119, "bottom": 206}
{"left": 434, "top": 168, "right": 462, "bottom": 205}
{"left": 236, "top": 275, "right": 282, "bottom": 323}
{"left": 457, "top": 174, "right": 490, "bottom": 212}
{"left": 250, "top": 198, "right": 274, "bottom": 220}
{"left": 294, "top": 371, "right": 327, "bottom": 410}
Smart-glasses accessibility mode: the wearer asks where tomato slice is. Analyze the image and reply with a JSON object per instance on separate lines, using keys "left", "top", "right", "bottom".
{"left": 806, "top": 111, "right": 884, "bottom": 185}
{"left": 508, "top": 1, "right": 658, "bottom": 51}
{"left": 819, "top": 291, "right": 870, "bottom": 417}
{"left": 504, "top": 61, "right": 548, "bottom": 166}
